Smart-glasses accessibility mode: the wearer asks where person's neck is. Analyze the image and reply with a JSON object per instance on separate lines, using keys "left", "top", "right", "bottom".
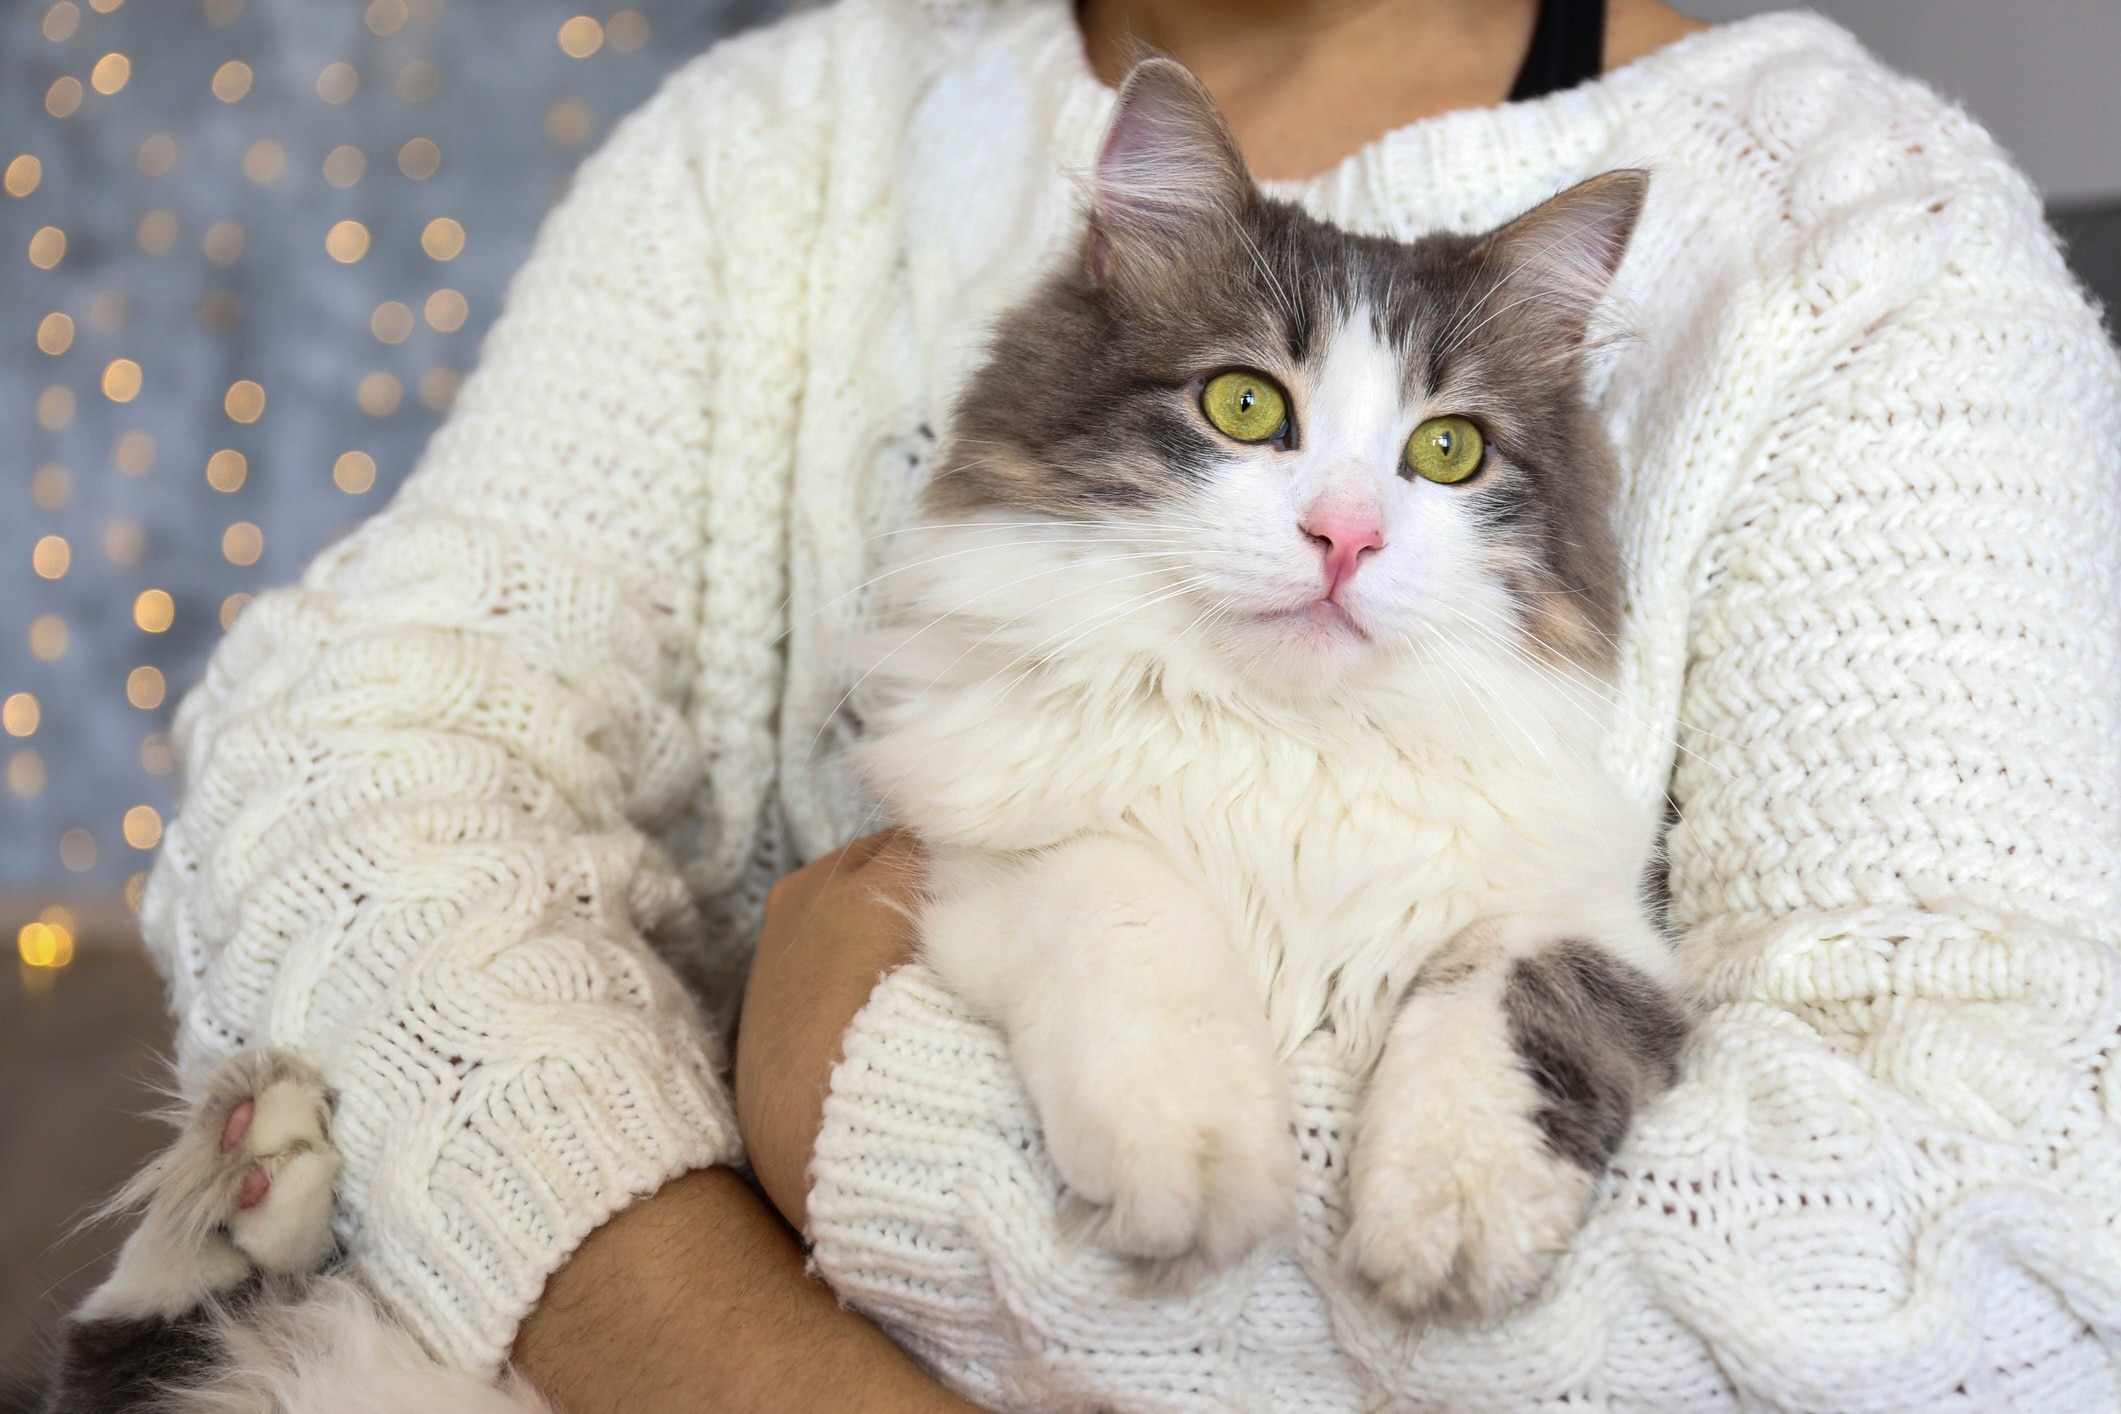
{"left": 1078, "top": 0, "right": 1706, "bottom": 181}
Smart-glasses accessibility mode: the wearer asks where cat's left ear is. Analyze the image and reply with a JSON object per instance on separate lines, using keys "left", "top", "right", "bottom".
{"left": 1088, "top": 57, "right": 1256, "bottom": 286}
{"left": 1472, "top": 169, "right": 1648, "bottom": 344}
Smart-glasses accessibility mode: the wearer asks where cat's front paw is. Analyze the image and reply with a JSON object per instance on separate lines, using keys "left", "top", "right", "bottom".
{"left": 209, "top": 1051, "right": 342, "bottom": 1273}
{"left": 1030, "top": 1013, "right": 1295, "bottom": 1270}
{"left": 1343, "top": 1086, "right": 1594, "bottom": 1320}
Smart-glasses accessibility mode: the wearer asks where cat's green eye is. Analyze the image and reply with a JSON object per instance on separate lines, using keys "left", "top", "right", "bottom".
{"left": 1201, "top": 371, "right": 1289, "bottom": 444}
{"left": 1404, "top": 415, "right": 1485, "bottom": 484}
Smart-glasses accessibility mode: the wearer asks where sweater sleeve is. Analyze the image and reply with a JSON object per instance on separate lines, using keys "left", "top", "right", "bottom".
{"left": 143, "top": 63, "right": 747, "bottom": 1373}
{"left": 809, "top": 96, "right": 2121, "bottom": 1414}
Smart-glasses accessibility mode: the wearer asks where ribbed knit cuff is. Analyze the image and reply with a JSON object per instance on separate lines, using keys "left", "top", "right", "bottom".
{"left": 807, "top": 964, "right": 1035, "bottom": 1405}
{"left": 354, "top": 1021, "right": 742, "bottom": 1374}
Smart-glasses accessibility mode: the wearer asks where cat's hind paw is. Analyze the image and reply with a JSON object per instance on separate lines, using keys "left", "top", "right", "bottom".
{"left": 81, "top": 1049, "right": 342, "bottom": 1322}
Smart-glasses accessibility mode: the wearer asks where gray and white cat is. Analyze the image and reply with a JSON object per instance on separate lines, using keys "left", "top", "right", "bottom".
{"left": 36, "top": 54, "right": 1685, "bottom": 1410}
{"left": 857, "top": 57, "right": 1686, "bottom": 1316}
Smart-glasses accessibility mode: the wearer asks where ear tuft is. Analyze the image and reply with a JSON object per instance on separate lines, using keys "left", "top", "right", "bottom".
{"left": 1089, "top": 57, "right": 1255, "bottom": 284}
{"left": 1473, "top": 169, "right": 1649, "bottom": 342}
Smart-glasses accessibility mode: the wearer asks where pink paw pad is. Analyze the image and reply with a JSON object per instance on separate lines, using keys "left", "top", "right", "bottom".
{"left": 237, "top": 1164, "right": 272, "bottom": 1211}
{"left": 220, "top": 1098, "right": 256, "bottom": 1154}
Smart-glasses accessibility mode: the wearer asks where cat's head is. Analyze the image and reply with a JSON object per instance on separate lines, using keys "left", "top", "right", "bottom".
{"left": 925, "top": 57, "right": 1642, "bottom": 695}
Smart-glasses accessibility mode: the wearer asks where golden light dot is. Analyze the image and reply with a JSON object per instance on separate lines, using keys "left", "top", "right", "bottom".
{"left": 136, "top": 134, "right": 177, "bottom": 177}
{"left": 212, "top": 59, "right": 253, "bottom": 103}
{"left": 356, "top": 370, "right": 402, "bottom": 417}
{"left": 316, "top": 61, "right": 358, "bottom": 104}
{"left": 557, "top": 15, "right": 603, "bottom": 58}
{"left": 202, "top": 219, "right": 244, "bottom": 265}
{"left": 203, "top": 0, "right": 242, "bottom": 25}
{"left": 396, "top": 58, "right": 438, "bottom": 102}
{"left": 134, "top": 589, "right": 174, "bottom": 633}
{"left": 17, "top": 918, "right": 74, "bottom": 967}
{"left": 3, "top": 694, "right": 40, "bottom": 738}
{"left": 365, "top": 0, "right": 407, "bottom": 36}
{"left": 419, "top": 366, "right": 461, "bottom": 412}
{"left": 29, "top": 615, "right": 69, "bottom": 661}
{"left": 126, "top": 664, "right": 165, "bottom": 709}
{"left": 46, "top": 77, "right": 83, "bottom": 119}
{"left": 115, "top": 429, "right": 155, "bottom": 475}
{"left": 323, "top": 144, "right": 366, "bottom": 188}
{"left": 8, "top": 752, "right": 47, "bottom": 800}
{"left": 43, "top": 3, "right": 81, "bottom": 43}
{"left": 36, "top": 312, "right": 73, "bottom": 355}
{"left": 544, "top": 98, "right": 592, "bottom": 148}
{"left": 397, "top": 136, "right": 440, "bottom": 181}
{"left": 32, "top": 535, "right": 71, "bottom": 580}
{"left": 224, "top": 378, "right": 265, "bottom": 423}
{"left": 60, "top": 828, "right": 97, "bottom": 873}
{"left": 221, "top": 521, "right": 263, "bottom": 566}
{"left": 242, "top": 138, "right": 285, "bottom": 185}
{"left": 90, "top": 52, "right": 131, "bottom": 95}
{"left": 370, "top": 300, "right": 414, "bottom": 344}
{"left": 424, "top": 287, "right": 467, "bottom": 332}
{"left": 136, "top": 208, "right": 178, "bottom": 254}
{"left": 29, "top": 225, "right": 67, "bottom": 269}
{"left": 124, "top": 871, "right": 148, "bottom": 912}
{"left": 32, "top": 465, "right": 71, "bottom": 510}
{"left": 219, "top": 592, "right": 251, "bottom": 629}
{"left": 139, "top": 732, "right": 174, "bottom": 775}
{"left": 88, "top": 289, "right": 128, "bottom": 332}
{"left": 123, "top": 805, "right": 162, "bottom": 851}
{"left": 420, "top": 216, "right": 464, "bottom": 260}
{"left": 36, "top": 386, "right": 74, "bottom": 431}
{"left": 90, "top": 0, "right": 124, "bottom": 13}
{"left": 103, "top": 518, "right": 144, "bottom": 567}
{"left": 102, "top": 357, "right": 142, "bottom": 403}
{"left": 200, "top": 289, "right": 241, "bottom": 333}
{"left": 333, "top": 449, "right": 376, "bottom": 494}
{"left": 326, "top": 218, "right": 371, "bottom": 263}
{"left": 4, "top": 155, "right": 41, "bottom": 198}
{"left": 607, "top": 8, "right": 650, "bottom": 52}
{"left": 206, "top": 448, "right": 247, "bottom": 491}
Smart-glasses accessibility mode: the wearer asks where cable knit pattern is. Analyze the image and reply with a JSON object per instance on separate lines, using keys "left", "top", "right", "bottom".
{"left": 142, "top": 0, "right": 2121, "bottom": 1402}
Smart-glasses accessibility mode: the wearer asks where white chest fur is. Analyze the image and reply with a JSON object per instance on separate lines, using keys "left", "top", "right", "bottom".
{"left": 857, "top": 532, "right": 1661, "bottom": 1064}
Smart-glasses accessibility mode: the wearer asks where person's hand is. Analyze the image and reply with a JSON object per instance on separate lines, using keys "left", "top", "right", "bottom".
{"left": 737, "top": 828, "right": 928, "bottom": 1231}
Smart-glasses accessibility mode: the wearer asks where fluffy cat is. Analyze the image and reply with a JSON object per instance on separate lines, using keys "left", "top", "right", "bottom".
{"left": 25, "top": 1050, "right": 546, "bottom": 1414}
{"left": 855, "top": 57, "right": 1687, "bottom": 1317}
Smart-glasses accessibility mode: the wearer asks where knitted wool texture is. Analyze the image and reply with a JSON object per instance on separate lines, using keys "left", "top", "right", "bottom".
{"left": 142, "top": 1, "right": 2121, "bottom": 1406}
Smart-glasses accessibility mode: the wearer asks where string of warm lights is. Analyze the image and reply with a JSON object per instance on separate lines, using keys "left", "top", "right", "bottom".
{"left": 7, "top": 0, "right": 678, "bottom": 971}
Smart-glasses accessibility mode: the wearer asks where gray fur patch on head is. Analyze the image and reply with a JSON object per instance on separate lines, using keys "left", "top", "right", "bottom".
{"left": 928, "top": 55, "right": 1645, "bottom": 668}
{"left": 1502, "top": 942, "right": 1687, "bottom": 1173}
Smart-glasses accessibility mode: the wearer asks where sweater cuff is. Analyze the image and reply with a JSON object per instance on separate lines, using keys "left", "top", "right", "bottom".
{"left": 349, "top": 1013, "right": 742, "bottom": 1374}
{"left": 807, "top": 964, "right": 1041, "bottom": 1405}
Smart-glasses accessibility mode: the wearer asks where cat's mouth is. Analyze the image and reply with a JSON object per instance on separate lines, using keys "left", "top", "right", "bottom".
{"left": 1260, "top": 598, "right": 1369, "bottom": 641}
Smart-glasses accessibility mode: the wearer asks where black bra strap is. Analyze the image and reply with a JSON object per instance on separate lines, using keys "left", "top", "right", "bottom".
{"left": 1508, "top": 0, "right": 1607, "bottom": 102}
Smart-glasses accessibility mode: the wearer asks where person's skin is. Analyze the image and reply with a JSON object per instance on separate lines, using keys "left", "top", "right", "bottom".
{"left": 515, "top": 2, "right": 1707, "bottom": 1408}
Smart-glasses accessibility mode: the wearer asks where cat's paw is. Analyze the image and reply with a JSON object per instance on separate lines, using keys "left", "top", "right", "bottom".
{"left": 1030, "top": 1013, "right": 1294, "bottom": 1269}
{"left": 208, "top": 1051, "right": 342, "bottom": 1274}
{"left": 1343, "top": 1091, "right": 1594, "bottom": 1320}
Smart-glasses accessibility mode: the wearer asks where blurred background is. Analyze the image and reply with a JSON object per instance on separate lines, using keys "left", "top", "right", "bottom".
{"left": 3, "top": 0, "right": 2119, "bottom": 1390}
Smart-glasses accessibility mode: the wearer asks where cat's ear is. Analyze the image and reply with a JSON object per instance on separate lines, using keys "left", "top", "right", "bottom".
{"left": 1472, "top": 169, "right": 1648, "bottom": 343}
{"left": 1088, "top": 57, "right": 1255, "bottom": 286}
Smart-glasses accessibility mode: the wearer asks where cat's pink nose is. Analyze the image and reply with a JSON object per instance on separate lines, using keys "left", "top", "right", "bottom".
{"left": 1302, "top": 512, "right": 1384, "bottom": 598}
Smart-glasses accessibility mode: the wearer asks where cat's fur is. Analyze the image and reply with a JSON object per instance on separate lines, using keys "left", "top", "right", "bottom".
{"left": 857, "top": 58, "right": 1687, "bottom": 1316}
{"left": 28, "top": 1050, "right": 548, "bottom": 1413}
{"left": 37, "top": 55, "right": 1689, "bottom": 1408}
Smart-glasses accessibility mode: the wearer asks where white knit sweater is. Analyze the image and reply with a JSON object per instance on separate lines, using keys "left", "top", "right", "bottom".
{"left": 144, "top": 1, "right": 2121, "bottom": 1407}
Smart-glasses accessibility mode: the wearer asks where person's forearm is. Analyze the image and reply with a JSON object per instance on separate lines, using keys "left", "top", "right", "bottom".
{"left": 514, "top": 1167, "right": 980, "bottom": 1414}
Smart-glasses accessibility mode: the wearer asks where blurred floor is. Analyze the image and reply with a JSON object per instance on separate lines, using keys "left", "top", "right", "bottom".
{"left": 0, "top": 895, "right": 173, "bottom": 1390}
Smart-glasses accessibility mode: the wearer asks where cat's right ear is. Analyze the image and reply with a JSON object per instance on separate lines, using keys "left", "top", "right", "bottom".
{"left": 1088, "top": 57, "right": 1255, "bottom": 286}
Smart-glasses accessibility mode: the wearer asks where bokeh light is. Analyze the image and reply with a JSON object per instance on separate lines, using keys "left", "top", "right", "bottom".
{"left": 333, "top": 450, "right": 377, "bottom": 494}
{"left": 133, "top": 590, "right": 175, "bottom": 634}
{"left": 125, "top": 666, "right": 165, "bottom": 710}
